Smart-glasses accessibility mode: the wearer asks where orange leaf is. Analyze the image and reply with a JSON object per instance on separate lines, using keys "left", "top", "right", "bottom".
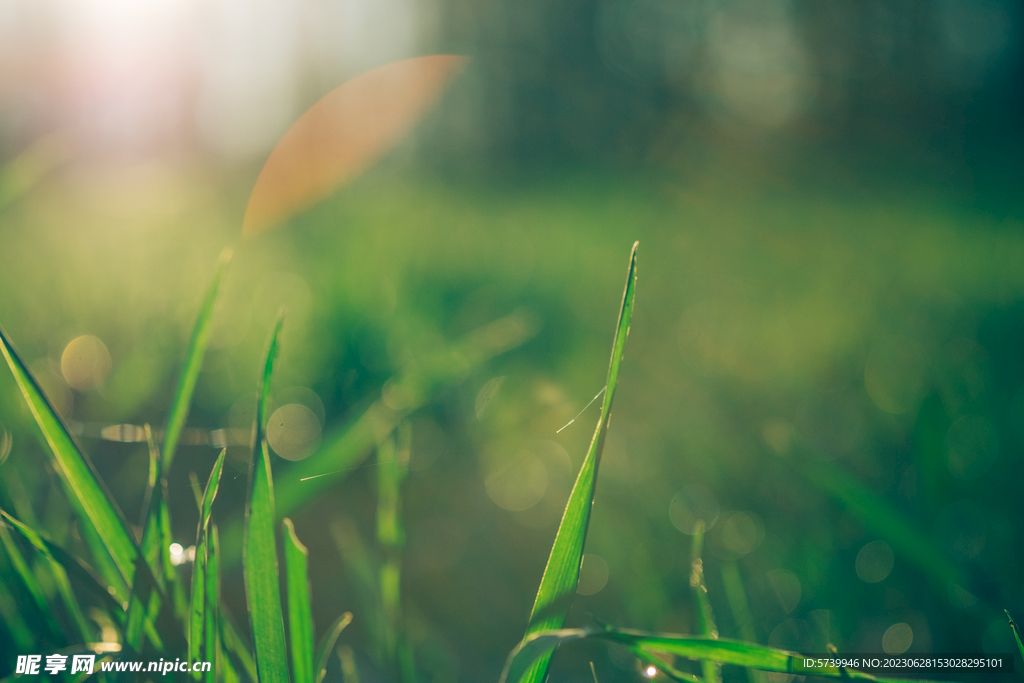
{"left": 242, "top": 54, "right": 468, "bottom": 237}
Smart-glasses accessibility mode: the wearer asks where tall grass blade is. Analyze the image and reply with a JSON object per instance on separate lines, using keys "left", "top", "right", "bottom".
{"left": 126, "top": 427, "right": 173, "bottom": 651}
{"left": 205, "top": 526, "right": 221, "bottom": 683}
{"left": 163, "top": 249, "right": 232, "bottom": 470}
{"left": 314, "top": 613, "right": 353, "bottom": 683}
{"left": 690, "top": 526, "right": 720, "bottom": 683}
{"left": 200, "top": 450, "right": 227, "bottom": 535}
{"left": 140, "top": 426, "right": 175, "bottom": 588}
{"left": 720, "top": 562, "right": 765, "bottom": 683}
{"left": 284, "top": 518, "right": 315, "bottom": 683}
{"left": 0, "top": 323, "right": 139, "bottom": 586}
{"left": 190, "top": 532, "right": 208, "bottom": 664}
{"left": 1006, "top": 610, "right": 1024, "bottom": 661}
{"left": 189, "top": 444, "right": 227, "bottom": 655}
{"left": 501, "top": 628, "right": 945, "bottom": 683}
{"left": 243, "top": 314, "right": 289, "bottom": 683}
{"left": 518, "top": 242, "right": 638, "bottom": 683}
{"left": 193, "top": 451, "right": 226, "bottom": 669}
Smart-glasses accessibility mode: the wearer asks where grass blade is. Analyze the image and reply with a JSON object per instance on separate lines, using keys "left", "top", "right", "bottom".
{"left": 205, "top": 526, "right": 221, "bottom": 683}
{"left": 192, "top": 448, "right": 227, "bottom": 667}
{"left": 126, "top": 426, "right": 174, "bottom": 651}
{"left": 222, "top": 609, "right": 259, "bottom": 683}
{"left": 190, "top": 531, "right": 208, "bottom": 665}
{"left": 501, "top": 628, "right": 946, "bottom": 683}
{"left": 284, "top": 518, "right": 314, "bottom": 683}
{"left": 1006, "top": 610, "right": 1024, "bottom": 661}
{"left": 0, "top": 516, "right": 64, "bottom": 640}
{"left": 0, "top": 507, "right": 93, "bottom": 643}
{"left": 0, "top": 323, "right": 139, "bottom": 587}
{"left": 720, "top": 563, "right": 765, "bottom": 683}
{"left": 243, "top": 314, "right": 289, "bottom": 683}
{"left": 163, "top": 248, "right": 232, "bottom": 471}
{"left": 518, "top": 242, "right": 638, "bottom": 683}
{"left": 0, "top": 508, "right": 126, "bottom": 630}
{"left": 690, "top": 526, "right": 720, "bottom": 683}
{"left": 314, "top": 613, "right": 353, "bottom": 683}
{"left": 200, "top": 450, "right": 227, "bottom": 535}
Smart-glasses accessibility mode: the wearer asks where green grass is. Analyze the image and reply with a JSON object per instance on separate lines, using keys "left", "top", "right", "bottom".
{"left": 1, "top": 229, "right": 1015, "bottom": 683}
{"left": 516, "top": 242, "right": 637, "bottom": 683}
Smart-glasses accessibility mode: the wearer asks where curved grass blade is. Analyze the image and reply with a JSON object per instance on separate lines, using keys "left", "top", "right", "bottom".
{"left": 721, "top": 562, "right": 765, "bottom": 683}
{"left": 0, "top": 509, "right": 125, "bottom": 630}
{"left": 518, "top": 242, "right": 638, "bottom": 683}
{"left": 284, "top": 518, "right": 314, "bottom": 683}
{"left": 127, "top": 427, "right": 175, "bottom": 651}
{"left": 690, "top": 526, "right": 719, "bottom": 683}
{"left": 191, "top": 450, "right": 225, "bottom": 669}
{"left": 315, "top": 613, "right": 353, "bottom": 683}
{"left": 0, "top": 323, "right": 139, "bottom": 587}
{"left": 501, "top": 628, "right": 947, "bottom": 683}
{"left": 1006, "top": 610, "right": 1024, "bottom": 661}
{"left": 0, "top": 516, "right": 64, "bottom": 640}
{"left": 205, "top": 526, "right": 221, "bottom": 683}
{"left": 243, "top": 314, "right": 288, "bottom": 683}
{"left": 163, "top": 248, "right": 233, "bottom": 471}
{"left": 200, "top": 450, "right": 227, "bottom": 537}
{"left": 190, "top": 536, "right": 207, "bottom": 666}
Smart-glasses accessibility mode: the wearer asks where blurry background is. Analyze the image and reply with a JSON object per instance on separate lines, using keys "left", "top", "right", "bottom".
{"left": 0, "top": 0, "right": 1022, "bottom": 681}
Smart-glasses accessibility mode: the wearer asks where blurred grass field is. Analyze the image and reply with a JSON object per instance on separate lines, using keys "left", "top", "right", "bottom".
{"left": 0, "top": 124, "right": 1022, "bottom": 680}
